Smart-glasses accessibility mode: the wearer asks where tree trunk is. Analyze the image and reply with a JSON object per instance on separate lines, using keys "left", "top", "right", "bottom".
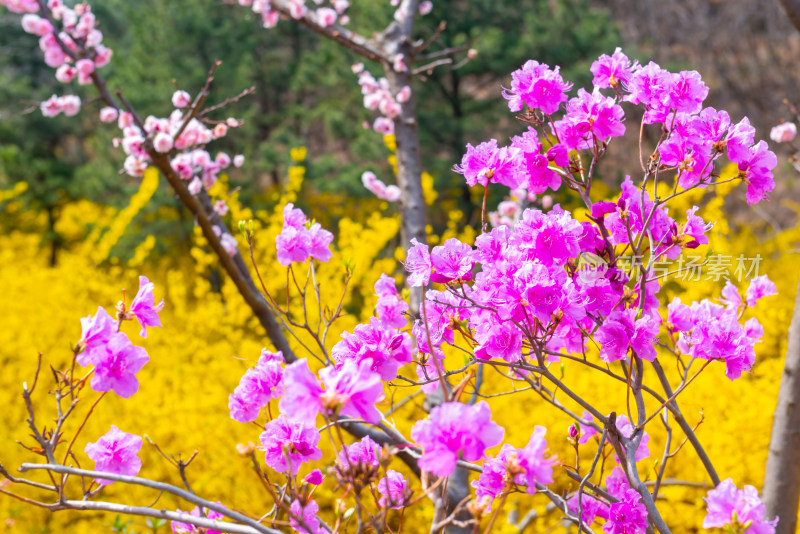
{"left": 778, "top": 0, "right": 800, "bottom": 31}
{"left": 763, "top": 272, "right": 800, "bottom": 531}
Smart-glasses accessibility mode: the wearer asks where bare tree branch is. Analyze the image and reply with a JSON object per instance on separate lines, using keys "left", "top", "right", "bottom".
{"left": 18, "top": 463, "right": 281, "bottom": 534}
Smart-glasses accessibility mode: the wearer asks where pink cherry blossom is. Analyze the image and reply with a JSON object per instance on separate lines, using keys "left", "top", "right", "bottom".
{"left": 770, "top": 122, "right": 796, "bottom": 143}
{"left": 172, "top": 90, "right": 191, "bottom": 108}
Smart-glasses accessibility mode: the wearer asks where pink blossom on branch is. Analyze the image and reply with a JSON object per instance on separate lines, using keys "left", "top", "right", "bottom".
{"left": 411, "top": 401, "right": 504, "bottom": 477}
{"left": 84, "top": 425, "right": 143, "bottom": 486}
{"left": 129, "top": 275, "right": 164, "bottom": 338}
{"left": 90, "top": 332, "right": 150, "bottom": 398}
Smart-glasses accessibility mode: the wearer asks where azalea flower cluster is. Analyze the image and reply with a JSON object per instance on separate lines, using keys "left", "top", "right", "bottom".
{"left": 77, "top": 275, "right": 163, "bottom": 398}
{"left": 275, "top": 203, "right": 334, "bottom": 266}
{"left": 667, "top": 276, "right": 776, "bottom": 380}
{"left": 456, "top": 48, "right": 776, "bottom": 205}
{"left": 704, "top": 479, "right": 778, "bottom": 533}
{"left": 77, "top": 275, "right": 163, "bottom": 488}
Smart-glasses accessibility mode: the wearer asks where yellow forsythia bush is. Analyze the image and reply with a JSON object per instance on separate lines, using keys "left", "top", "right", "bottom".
{"left": 0, "top": 156, "right": 798, "bottom": 532}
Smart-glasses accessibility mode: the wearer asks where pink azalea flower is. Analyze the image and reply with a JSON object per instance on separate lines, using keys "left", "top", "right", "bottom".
{"left": 430, "top": 238, "right": 474, "bottom": 283}
{"left": 78, "top": 306, "right": 117, "bottom": 366}
{"left": 307, "top": 223, "right": 333, "bottom": 262}
{"left": 129, "top": 275, "right": 164, "bottom": 338}
{"left": 604, "top": 489, "right": 649, "bottom": 534}
{"left": 745, "top": 275, "right": 777, "bottom": 307}
{"left": 260, "top": 415, "right": 322, "bottom": 475}
{"left": 279, "top": 359, "right": 324, "bottom": 423}
{"left": 704, "top": 479, "right": 777, "bottom": 533}
{"left": 91, "top": 332, "right": 150, "bottom": 398}
{"left": 336, "top": 436, "right": 381, "bottom": 471}
{"left": 591, "top": 47, "right": 635, "bottom": 89}
{"left": 289, "top": 499, "right": 325, "bottom": 534}
{"left": 453, "top": 139, "right": 522, "bottom": 188}
{"left": 513, "top": 426, "right": 557, "bottom": 492}
{"left": 228, "top": 356, "right": 284, "bottom": 423}
{"left": 567, "top": 492, "right": 609, "bottom": 525}
{"left": 276, "top": 225, "right": 311, "bottom": 266}
{"left": 84, "top": 425, "right": 143, "bottom": 485}
{"left": 171, "top": 503, "right": 227, "bottom": 534}
{"left": 410, "top": 401, "right": 504, "bottom": 477}
{"left": 404, "top": 238, "right": 431, "bottom": 287}
{"left": 319, "top": 359, "right": 384, "bottom": 424}
{"left": 503, "top": 60, "right": 573, "bottom": 114}
{"left": 377, "top": 470, "right": 409, "bottom": 509}
{"left": 303, "top": 469, "right": 323, "bottom": 485}
{"left": 471, "top": 452, "right": 508, "bottom": 504}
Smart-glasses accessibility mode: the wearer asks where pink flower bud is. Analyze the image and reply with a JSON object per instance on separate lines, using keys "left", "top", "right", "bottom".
{"left": 233, "top": 154, "right": 245, "bottom": 168}
{"left": 99, "top": 107, "right": 118, "bottom": 123}
{"left": 569, "top": 423, "right": 579, "bottom": 439}
{"left": 171, "top": 90, "right": 191, "bottom": 108}
{"left": 467, "top": 48, "right": 478, "bottom": 60}
{"left": 304, "top": 469, "right": 324, "bottom": 485}
{"left": 153, "top": 132, "right": 173, "bottom": 153}
{"left": 351, "top": 62, "right": 364, "bottom": 74}
{"left": 770, "top": 122, "right": 796, "bottom": 143}
{"left": 418, "top": 1, "right": 433, "bottom": 15}
{"left": 541, "top": 195, "right": 553, "bottom": 209}
{"left": 262, "top": 9, "right": 279, "bottom": 28}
